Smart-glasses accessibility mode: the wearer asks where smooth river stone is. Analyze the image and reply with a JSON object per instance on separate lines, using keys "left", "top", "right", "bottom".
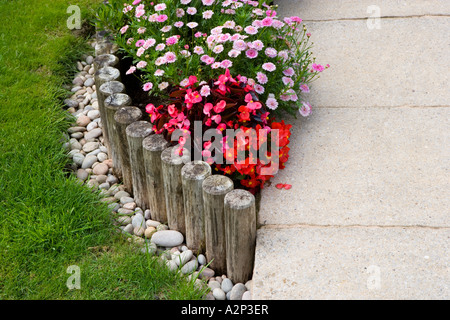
{"left": 76, "top": 115, "right": 91, "bottom": 127}
{"left": 93, "top": 163, "right": 109, "bottom": 175}
{"left": 82, "top": 141, "right": 99, "bottom": 153}
{"left": 84, "top": 128, "right": 102, "bottom": 140}
{"left": 229, "top": 283, "right": 247, "bottom": 300}
{"left": 132, "top": 213, "right": 146, "bottom": 228}
{"left": 150, "top": 230, "right": 184, "bottom": 247}
{"left": 72, "top": 153, "right": 85, "bottom": 166}
{"left": 81, "top": 154, "right": 97, "bottom": 169}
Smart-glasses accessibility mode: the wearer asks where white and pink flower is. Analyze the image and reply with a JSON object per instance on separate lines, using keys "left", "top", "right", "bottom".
{"left": 186, "top": 7, "right": 197, "bottom": 15}
{"left": 264, "top": 47, "right": 277, "bottom": 58}
{"left": 213, "top": 45, "right": 224, "bottom": 54}
{"left": 200, "top": 85, "right": 211, "bottom": 97}
{"left": 126, "top": 66, "right": 136, "bottom": 75}
{"left": 266, "top": 94, "right": 278, "bottom": 110}
{"left": 143, "top": 82, "right": 153, "bottom": 91}
{"left": 154, "top": 57, "right": 167, "bottom": 66}
{"left": 136, "top": 47, "right": 145, "bottom": 57}
{"left": 176, "top": 8, "right": 185, "bottom": 17}
{"left": 174, "top": 21, "right": 184, "bottom": 28}
{"left": 299, "top": 84, "right": 310, "bottom": 93}
{"left": 154, "top": 69, "right": 165, "bottom": 76}
{"left": 261, "top": 17, "right": 273, "bottom": 27}
{"left": 155, "top": 43, "right": 166, "bottom": 51}
{"left": 251, "top": 40, "right": 264, "bottom": 51}
{"left": 154, "top": 3, "right": 166, "bottom": 11}
{"left": 136, "top": 61, "right": 147, "bottom": 69}
{"left": 228, "top": 49, "right": 241, "bottom": 58}
{"left": 220, "top": 59, "right": 233, "bottom": 68}
{"left": 203, "top": 10, "right": 214, "bottom": 19}
{"left": 164, "top": 52, "right": 177, "bottom": 63}
{"left": 262, "top": 62, "right": 276, "bottom": 72}
{"left": 120, "top": 25, "right": 129, "bottom": 34}
{"left": 256, "top": 72, "right": 268, "bottom": 84}
{"left": 244, "top": 26, "right": 258, "bottom": 35}
{"left": 161, "top": 25, "right": 172, "bottom": 33}
{"left": 254, "top": 84, "right": 265, "bottom": 94}
{"left": 143, "top": 38, "right": 156, "bottom": 49}
{"left": 158, "top": 82, "right": 169, "bottom": 90}
{"left": 282, "top": 76, "right": 294, "bottom": 87}
{"left": 156, "top": 14, "right": 168, "bottom": 22}
{"left": 283, "top": 67, "right": 295, "bottom": 77}
{"left": 166, "top": 35, "right": 178, "bottom": 46}
{"left": 194, "top": 46, "right": 205, "bottom": 55}
{"left": 245, "top": 49, "right": 258, "bottom": 59}
{"left": 233, "top": 40, "right": 247, "bottom": 51}
{"left": 299, "top": 102, "right": 312, "bottom": 117}
{"left": 186, "top": 22, "right": 198, "bottom": 29}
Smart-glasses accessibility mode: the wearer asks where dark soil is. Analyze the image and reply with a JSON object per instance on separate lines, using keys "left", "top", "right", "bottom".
{"left": 116, "top": 52, "right": 168, "bottom": 116}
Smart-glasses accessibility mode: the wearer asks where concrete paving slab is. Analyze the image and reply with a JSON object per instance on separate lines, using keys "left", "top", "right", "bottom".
{"left": 259, "top": 107, "right": 450, "bottom": 227}
{"left": 274, "top": 0, "right": 450, "bottom": 20}
{"left": 297, "top": 17, "right": 450, "bottom": 107}
{"left": 252, "top": 226, "right": 450, "bottom": 299}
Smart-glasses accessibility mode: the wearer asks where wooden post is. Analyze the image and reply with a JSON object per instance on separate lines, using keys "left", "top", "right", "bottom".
{"left": 94, "top": 66, "right": 121, "bottom": 150}
{"left": 94, "top": 40, "right": 113, "bottom": 56}
{"left": 202, "top": 175, "right": 234, "bottom": 275}
{"left": 93, "top": 54, "right": 119, "bottom": 73}
{"left": 114, "top": 107, "right": 142, "bottom": 193}
{"left": 224, "top": 189, "right": 256, "bottom": 284}
{"left": 99, "top": 81, "right": 125, "bottom": 154}
{"left": 181, "top": 161, "right": 211, "bottom": 254}
{"left": 142, "top": 134, "right": 170, "bottom": 224}
{"left": 161, "top": 146, "right": 191, "bottom": 235}
{"left": 104, "top": 93, "right": 132, "bottom": 179}
{"left": 125, "top": 121, "right": 153, "bottom": 209}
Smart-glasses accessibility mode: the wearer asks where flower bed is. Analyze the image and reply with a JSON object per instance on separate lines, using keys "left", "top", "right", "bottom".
{"left": 94, "top": 0, "right": 327, "bottom": 192}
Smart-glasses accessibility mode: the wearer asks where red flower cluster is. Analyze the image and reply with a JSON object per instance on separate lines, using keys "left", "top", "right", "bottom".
{"left": 145, "top": 70, "right": 292, "bottom": 193}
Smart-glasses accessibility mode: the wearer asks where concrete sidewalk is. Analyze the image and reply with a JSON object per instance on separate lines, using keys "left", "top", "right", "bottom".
{"left": 251, "top": 0, "right": 450, "bottom": 299}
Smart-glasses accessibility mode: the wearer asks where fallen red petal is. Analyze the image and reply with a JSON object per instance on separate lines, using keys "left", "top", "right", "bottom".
{"left": 275, "top": 183, "right": 285, "bottom": 189}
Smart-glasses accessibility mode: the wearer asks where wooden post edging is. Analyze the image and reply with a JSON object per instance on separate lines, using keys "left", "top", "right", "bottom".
{"left": 93, "top": 54, "right": 119, "bottom": 73}
{"left": 142, "top": 134, "right": 170, "bottom": 224}
{"left": 94, "top": 66, "right": 121, "bottom": 151}
{"left": 94, "top": 39, "right": 116, "bottom": 57}
{"left": 99, "top": 81, "right": 125, "bottom": 156}
{"left": 224, "top": 189, "right": 256, "bottom": 284}
{"left": 104, "top": 93, "right": 132, "bottom": 179}
{"left": 202, "top": 175, "right": 234, "bottom": 276}
{"left": 125, "top": 121, "right": 153, "bottom": 209}
{"left": 114, "top": 106, "right": 142, "bottom": 193}
{"left": 161, "top": 146, "right": 191, "bottom": 236}
{"left": 181, "top": 161, "right": 212, "bottom": 254}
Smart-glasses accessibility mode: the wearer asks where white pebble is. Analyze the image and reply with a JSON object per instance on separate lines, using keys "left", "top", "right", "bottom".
{"left": 212, "top": 288, "right": 226, "bottom": 300}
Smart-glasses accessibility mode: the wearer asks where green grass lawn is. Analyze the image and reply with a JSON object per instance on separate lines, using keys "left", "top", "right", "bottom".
{"left": 0, "top": 0, "right": 205, "bottom": 300}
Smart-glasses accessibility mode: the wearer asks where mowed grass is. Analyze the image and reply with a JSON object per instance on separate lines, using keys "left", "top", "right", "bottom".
{"left": 0, "top": 0, "right": 205, "bottom": 299}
